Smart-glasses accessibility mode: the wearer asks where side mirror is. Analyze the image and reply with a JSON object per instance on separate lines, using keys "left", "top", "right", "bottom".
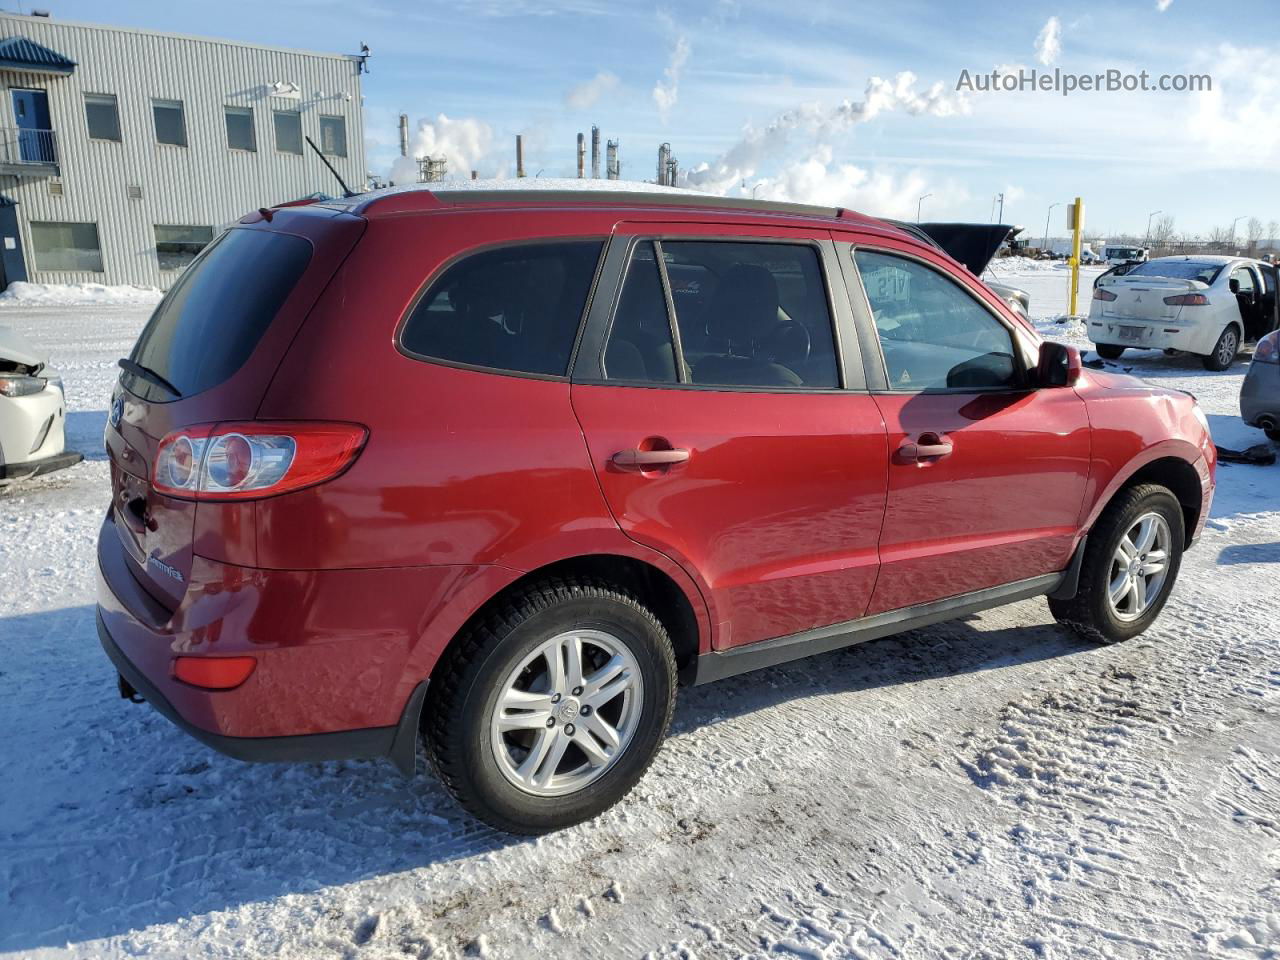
{"left": 1037, "top": 340, "right": 1082, "bottom": 388}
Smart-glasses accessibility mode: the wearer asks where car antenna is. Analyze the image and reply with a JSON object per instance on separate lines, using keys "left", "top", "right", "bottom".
{"left": 305, "top": 135, "right": 358, "bottom": 198}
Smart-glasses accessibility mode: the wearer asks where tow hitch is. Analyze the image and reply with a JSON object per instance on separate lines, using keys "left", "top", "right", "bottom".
{"left": 117, "top": 673, "right": 144, "bottom": 704}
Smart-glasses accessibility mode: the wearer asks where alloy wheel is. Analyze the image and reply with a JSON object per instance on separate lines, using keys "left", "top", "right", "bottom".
{"left": 1107, "top": 512, "right": 1172, "bottom": 622}
{"left": 490, "top": 629, "right": 644, "bottom": 797}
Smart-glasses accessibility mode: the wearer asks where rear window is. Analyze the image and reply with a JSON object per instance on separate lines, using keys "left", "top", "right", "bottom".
{"left": 399, "top": 240, "right": 603, "bottom": 377}
{"left": 1124, "top": 260, "right": 1223, "bottom": 284}
{"left": 127, "top": 229, "right": 312, "bottom": 400}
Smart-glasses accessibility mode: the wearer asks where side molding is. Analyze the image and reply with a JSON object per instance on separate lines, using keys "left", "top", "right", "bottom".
{"left": 692, "top": 571, "right": 1065, "bottom": 685}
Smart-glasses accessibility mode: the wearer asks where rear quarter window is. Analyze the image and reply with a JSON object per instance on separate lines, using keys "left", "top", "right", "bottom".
{"left": 127, "top": 228, "right": 312, "bottom": 400}
{"left": 399, "top": 240, "right": 604, "bottom": 377}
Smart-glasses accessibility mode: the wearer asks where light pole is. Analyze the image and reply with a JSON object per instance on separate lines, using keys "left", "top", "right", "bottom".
{"left": 916, "top": 192, "right": 932, "bottom": 222}
{"left": 1145, "top": 209, "right": 1162, "bottom": 246}
{"left": 1043, "top": 202, "right": 1060, "bottom": 252}
{"left": 1230, "top": 215, "right": 1246, "bottom": 250}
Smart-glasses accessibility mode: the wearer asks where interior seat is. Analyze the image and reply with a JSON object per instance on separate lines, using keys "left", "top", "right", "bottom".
{"left": 692, "top": 265, "right": 802, "bottom": 387}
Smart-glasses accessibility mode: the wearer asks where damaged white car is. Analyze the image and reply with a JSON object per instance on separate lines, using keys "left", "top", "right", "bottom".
{"left": 1089, "top": 255, "right": 1279, "bottom": 370}
{"left": 0, "top": 326, "right": 81, "bottom": 483}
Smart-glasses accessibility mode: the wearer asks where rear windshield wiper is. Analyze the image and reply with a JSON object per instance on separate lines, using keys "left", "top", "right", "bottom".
{"left": 118, "top": 358, "right": 182, "bottom": 398}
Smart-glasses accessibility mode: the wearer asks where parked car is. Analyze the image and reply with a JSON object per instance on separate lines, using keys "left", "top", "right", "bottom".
{"left": 894, "top": 221, "right": 1033, "bottom": 321}
{"left": 97, "top": 187, "right": 1216, "bottom": 834}
{"left": 1103, "top": 245, "right": 1149, "bottom": 266}
{"left": 1241, "top": 329, "right": 1280, "bottom": 441}
{"left": 0, "top": 326, "right": 81, "bottom": 483}
{"left": 1089, "top": 255, "right": 1279, "bottom": 370}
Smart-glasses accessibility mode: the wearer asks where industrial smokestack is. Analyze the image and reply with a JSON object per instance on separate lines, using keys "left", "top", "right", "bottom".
{"left": 471, "top": 169, "right": 478, "bottom": 180}
{"left": 576, "top": 132, "right": 585, "bottom": 179}
{"left": 657, "top": 143, "right": 670, "bottom": 185}
{"left": 398, "top": 113, "right": 409, "bottom": 158}
{"left": 591, "top": 125, "right": 600, "bottom": 179}
{"left": 606, "top": 140, "right": 619, "bottom": 180}
{"left": 667, "top": 156, "right": 678, "bottom": 186}
{"left": 516, "top": 134, "right": 525, "bottom": 178}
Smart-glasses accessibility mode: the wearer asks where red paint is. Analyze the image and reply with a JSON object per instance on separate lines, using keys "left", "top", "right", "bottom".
{"left": 97, "top": 191, "right": 1215, "bottom": 751}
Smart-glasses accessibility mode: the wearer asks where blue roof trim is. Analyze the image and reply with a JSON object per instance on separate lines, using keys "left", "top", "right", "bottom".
{"left": 0, "top": 35, "right": 76, "bottom": 74}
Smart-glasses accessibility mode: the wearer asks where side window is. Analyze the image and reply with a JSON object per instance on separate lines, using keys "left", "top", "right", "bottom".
{"left": 660, "top": 241, "right": 839, "bottom": 388}
{"left": 604, "top": 241, "right": 677, "bottom": 382}
{"left": 1230, "top": 267, "right": 1255, "bottom": 295}
{"left": 855, "top": 250, "right": 1019, "bottom": 391}
{"left": 400, "top": 241, "right": 603, "bottom": 377}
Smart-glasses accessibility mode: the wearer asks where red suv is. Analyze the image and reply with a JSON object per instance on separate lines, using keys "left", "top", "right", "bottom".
{"left": 98, "top": 189, "right": 1215, "bottom": 833}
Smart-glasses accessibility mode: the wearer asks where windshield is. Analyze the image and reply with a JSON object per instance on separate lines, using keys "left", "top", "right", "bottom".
{"left": 1122, "top": 260, "right": 1223, "bottom": 285}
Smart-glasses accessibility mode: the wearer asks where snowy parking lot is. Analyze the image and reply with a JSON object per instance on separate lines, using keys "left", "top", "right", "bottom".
{"left": 1, "top": 266, "right": 1278, "bottom": 959}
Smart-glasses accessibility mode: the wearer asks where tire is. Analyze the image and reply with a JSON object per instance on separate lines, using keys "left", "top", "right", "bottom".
{"left": 424, "top": 577, "right": 677, "bottom": 834}
{"left": 1202, "top": 325, "right": 1240, "bottom": 371}
{"left": 1095, "top": 344, "right": 1125, "bottom": 360}
{"left": 1266, "top": 428, "right": 1280, "bottom": 443}
{"left": 1049, "top": 484, "right": 1184, "bottom": 645}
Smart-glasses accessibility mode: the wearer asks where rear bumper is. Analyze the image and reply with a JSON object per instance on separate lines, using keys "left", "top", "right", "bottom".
{"left": 98, "top": 610, "right": 424, "bottom": 772}
{"left": 1240, "top": 365, "right": 1279, "bottom": 428}
{"left": 94, "top": 509, "right": 510, "bottom": 771}
{"left": 0, "top": 448, "right": 81, "bottom": 481}
{"left": 1088, "top": 318, "right": 1216, "bottom": 355}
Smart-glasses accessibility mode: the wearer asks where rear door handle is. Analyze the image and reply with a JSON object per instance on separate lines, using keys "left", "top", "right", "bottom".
{"left": 611, "top": 448, "right": 691, "bottom": 469}
{"left": 899, "top": 432, "right": 953, "bottom": 461}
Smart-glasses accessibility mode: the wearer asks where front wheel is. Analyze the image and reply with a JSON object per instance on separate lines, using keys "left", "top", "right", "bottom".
{"left": 1049, "top": 484, "right": 1184, "bottom": 645}
{"left": 424, "top": 578, "right": 676, "bottom": 834}
{"left": 1202, "top": 326, "right": 1240, "bottom": 371}
{"left": 1095, "top": 344, "right": 1126, "bottom": 360}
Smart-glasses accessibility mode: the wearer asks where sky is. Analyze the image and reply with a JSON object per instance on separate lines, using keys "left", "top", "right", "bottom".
{"left": 12, "top": 0, "right": 1280, "bottom": 238}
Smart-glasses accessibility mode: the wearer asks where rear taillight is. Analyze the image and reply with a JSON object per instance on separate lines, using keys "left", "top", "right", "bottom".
{"left": 1255, "top": 331, "right": 1280, "bottom": 365}
{"left": 153, "top": 421, "right": 367, "bottom": 500}
{"left": 1093, "top": 287, "right": 1117, "bottom": 301}
{"left": 1163, "top": 293, "right": 1209, "bottom": 306}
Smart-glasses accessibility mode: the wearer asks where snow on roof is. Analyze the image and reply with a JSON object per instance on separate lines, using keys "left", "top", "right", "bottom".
{"left": 370, "top": 177, "right": 701, "bottom": 199}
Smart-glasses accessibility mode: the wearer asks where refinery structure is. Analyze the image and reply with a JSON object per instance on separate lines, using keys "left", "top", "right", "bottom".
{"left": 393, "top": 113, "right": 679, "bottom": 187}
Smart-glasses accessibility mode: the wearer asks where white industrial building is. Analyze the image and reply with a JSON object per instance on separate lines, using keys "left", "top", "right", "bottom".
{"left": 0, "top": 13, "right": 366, "bottom": 289}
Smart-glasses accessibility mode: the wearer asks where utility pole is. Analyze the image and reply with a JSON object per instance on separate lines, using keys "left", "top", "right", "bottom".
{"left": 996, "top": 192, "right": 1005, "bottom": 223}
{"left": 1230, "top": 215, "right": 1246, "bottom": 250}
{"left": 916, "top": 193, "right": 931, "bottom": 222}
{"left": 1043, "top": 202, "right": 1060, "bottom": 252}
{"left": 1145, "top": 209, "right": 1162, "bottom": 246}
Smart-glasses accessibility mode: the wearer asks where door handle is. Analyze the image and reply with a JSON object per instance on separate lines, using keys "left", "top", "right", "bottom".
{"left": 611, "top": 448, "right": 691, "bottom": 469}
{"left": 899, "top": 432, "right": 953, "bottom": 461}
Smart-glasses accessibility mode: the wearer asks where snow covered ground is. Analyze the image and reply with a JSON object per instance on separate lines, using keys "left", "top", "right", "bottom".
{"left": 1, "top": 271, "right": 1277, "bottom": 959}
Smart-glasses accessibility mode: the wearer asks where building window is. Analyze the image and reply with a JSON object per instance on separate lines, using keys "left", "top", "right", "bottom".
{"left": 319, "top": 115, "right": 347, "bottom": 157}
{"left": 273, "top": 109, "right": 303, "bottom": 154}
{"left": 224, "top": 105, "right": 256, "bottom": 151}
{"left": 30, "top": 221, "right": 103, "bottom": 272}
{"left": 154, "top": 224, "right": 214, "bottom": 271}
{"left": 152, "top": 98, "right": 187, "bottom": 146}
{"left": 84, "top": 93, "right": 120, "bottom": 142}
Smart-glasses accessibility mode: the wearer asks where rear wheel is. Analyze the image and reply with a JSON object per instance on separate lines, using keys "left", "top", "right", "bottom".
{"left": 1267, "top": 428, "right": 1280, "bottom": 443}
{"left": 1095, "top": 344, "right": 1125, "bottom": 360}
{"left": 1202, "top": 325, "right": 1240, "bottom": 371}
{"left": 424, "top": 578, "right": 676, "bottom": 834}
{"left": 1049, "top": 484, "right": 1184, "bottom": 645}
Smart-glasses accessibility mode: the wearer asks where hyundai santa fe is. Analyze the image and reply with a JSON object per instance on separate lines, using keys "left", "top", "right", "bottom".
{"left": 97, "top": 186, "right": 1216, "bottom": 833}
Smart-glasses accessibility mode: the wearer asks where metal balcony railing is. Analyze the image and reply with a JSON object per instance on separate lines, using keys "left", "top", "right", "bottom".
{"left": 0, "top": 127, "right": 58, "bottom": 168}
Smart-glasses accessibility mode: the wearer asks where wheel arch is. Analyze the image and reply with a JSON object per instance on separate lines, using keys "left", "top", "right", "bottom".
{"left": 1095, "top": 454, "right": 1205, "bottom": 548}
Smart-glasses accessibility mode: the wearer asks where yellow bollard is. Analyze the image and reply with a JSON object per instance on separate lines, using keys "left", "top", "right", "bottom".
{"left": 1067, "top": 196, "right": 1084, "bottom": 316}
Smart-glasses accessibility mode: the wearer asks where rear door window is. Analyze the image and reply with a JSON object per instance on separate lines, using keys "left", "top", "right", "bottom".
{"left": 603, "top": 241, "right": 677, "bottom": 383}
{"left": 855, "top": 249, "right": 1020, "bottom": 391}
{"left": 400, "top": 241, "right": 604, "bottom": 377}
{"left": 660, "top": 241, "right": 839, "bottom": 389}
{"left": 127, "top": 228, "right": 312, "bottom": 400}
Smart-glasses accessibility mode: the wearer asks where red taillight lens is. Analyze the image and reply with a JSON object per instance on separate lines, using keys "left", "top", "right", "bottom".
{"left": 174, "top": 656, "right": 257, "bottom": 690}
{"left": 153, "top": 421, "right": 367, "bottom": 500}
{"left": 1255, "top": 331, "right": 1280, "bottom": 364}
{"left": 1163, "top": 293, "right": 1209, "bottom": 306}
{"left": 1093, "top": 287, "right": 1117, "bottom": 301}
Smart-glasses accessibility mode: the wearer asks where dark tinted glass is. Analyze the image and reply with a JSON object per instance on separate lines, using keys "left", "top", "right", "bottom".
{"left": 604, "top": 242, "right": 677, "bottom": 382}
{"left": 401, "top": 241, "right": 603, "bottom": 377}
{"left": 84, "top": 94, "right": 120, "bottom": 141}
{"left": 855, "top": 250, "right": 1017, "bottom": 391}
{"left": 152, "top": 100, "right": 186, "bottom": 146}
{"left": 128, "top": 229, "right": 311, "bottom": 400}
{"left": 1127, "top": 260, "right": 1223, "bottom": 284}
{"left": 225, "top": 106, "right": 256, "bottom": 151}
{"left": 273, "top": 110, "right": 303, "bottom": 154}
{"left": 660, "top": 241, "right": 839, "bottom": 388}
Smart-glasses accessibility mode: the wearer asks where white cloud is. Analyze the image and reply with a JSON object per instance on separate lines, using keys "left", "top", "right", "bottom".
{"left": 1188, "top": 43, "right": 1280, "bottom": 167}
{"left": 389, "top": 113, "right": 498, "bottom": 182}
{"left": 652, "top": 16, "right": 691, "bottom": 122}
{"left": 683, "top": 71, "right": 969, "bottom": 194}
{"left": 1035, "top": 16, "right": 1062, "bottom": 66}
{"left": 566, "top": 70, "right": 620, "bottom": 110}
{"left": 1156, "top": 0, "right": 1173, "bottom": 10}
